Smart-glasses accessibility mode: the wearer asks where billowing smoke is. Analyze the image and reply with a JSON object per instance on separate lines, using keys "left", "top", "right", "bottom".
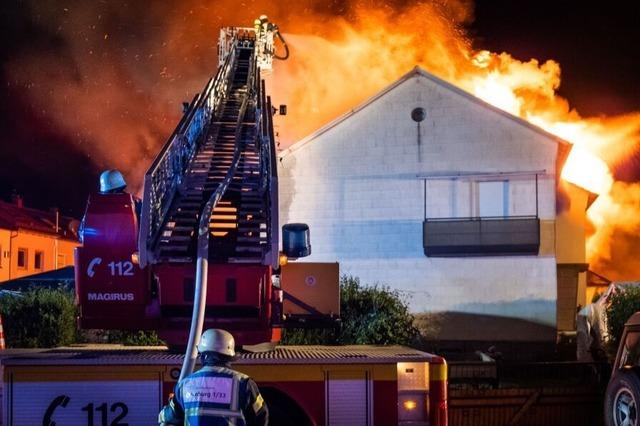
{"left": 4, "top": 1, "right": 214, "bottom": 192}
{"left": 3, "top": 0, "right": 475, "bottom": 192}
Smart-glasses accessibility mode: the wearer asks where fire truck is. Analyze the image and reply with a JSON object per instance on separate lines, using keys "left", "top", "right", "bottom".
{"left": 2, "top": 19, "right": 447, "bottom": 426}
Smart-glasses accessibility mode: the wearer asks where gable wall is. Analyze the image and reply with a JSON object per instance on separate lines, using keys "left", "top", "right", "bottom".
{"left": 279, "top": 73, "right": 564, "bottom": 340}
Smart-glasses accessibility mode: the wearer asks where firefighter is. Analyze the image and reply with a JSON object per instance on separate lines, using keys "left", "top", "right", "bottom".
{"left": 98, "top": 169, "right": 141, "bottom": 217}
{"left": 99, "top": 169, "right": 127, "bottom": 194}
{"left": 158, "top": 329, "right": 268, "bottom": 426}
{"left": 80, "top": 169, "right": 135, "bottom": 243}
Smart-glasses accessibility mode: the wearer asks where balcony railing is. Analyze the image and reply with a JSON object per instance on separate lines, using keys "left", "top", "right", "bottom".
{"left": 423, "top": 216, "right": 540, "bottom": 256}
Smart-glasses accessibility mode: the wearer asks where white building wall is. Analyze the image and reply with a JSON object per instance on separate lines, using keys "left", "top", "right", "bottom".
{"left": 279, "top": 71, "right": 560, "bottom": 334}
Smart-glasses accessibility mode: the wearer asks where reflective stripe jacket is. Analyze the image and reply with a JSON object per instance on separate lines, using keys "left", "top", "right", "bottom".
{"left": 158, "top": 364, "right": 268, "bottom": 426}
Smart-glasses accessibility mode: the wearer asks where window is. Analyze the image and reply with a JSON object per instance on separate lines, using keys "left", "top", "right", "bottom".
{"left": 17, "top": 248, "right": 27, "bottom": 269}
{"left": 34, "top": 251, "right": 44, "bottom": 270}
{"left": 621, "top": 331, "right": 640, "bottom": 368}
{"left": 422, "top": 176, "right": 540, "bottom": 257}
{"left": 478, "top": 180, "right": 508, "bottom": 217}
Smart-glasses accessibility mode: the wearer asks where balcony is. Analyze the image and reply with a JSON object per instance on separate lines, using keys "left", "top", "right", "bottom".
{"left": 423, "top": 216, "right": 540, "bottom": 256}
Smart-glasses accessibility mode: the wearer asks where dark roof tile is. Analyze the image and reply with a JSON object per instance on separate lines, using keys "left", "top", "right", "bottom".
{"left": 0, "top": 200, "right": 80, "bottom": 241}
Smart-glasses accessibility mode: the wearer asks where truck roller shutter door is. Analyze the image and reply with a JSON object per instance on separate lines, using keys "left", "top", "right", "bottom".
{"left": 326, "top": 370, "right": 372, "bottom": 426}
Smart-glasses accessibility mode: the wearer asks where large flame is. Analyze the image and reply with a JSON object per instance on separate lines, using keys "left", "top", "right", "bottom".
{"left": 267, "top": 4, "right": 640, "bottom": 279}
{"left": 6, "top": 0, "right": 640, "bottom": 279}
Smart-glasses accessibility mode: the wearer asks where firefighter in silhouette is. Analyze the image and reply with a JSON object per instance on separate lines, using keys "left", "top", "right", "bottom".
{"left": 159, "top": 329, "right": 268, "bottom": 426}
{"left": 80, "top": 170, "right": 140, "bottom": 243}
{"left": 99, "top": 169, "right": 141, "bottom": 214}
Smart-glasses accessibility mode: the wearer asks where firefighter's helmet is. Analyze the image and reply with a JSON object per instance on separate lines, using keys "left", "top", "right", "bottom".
{"left": 197, "top": 329, "right": 235, "bottom": 357}
{"left": 99, "top": 170, "right": 127, "bottom": 193}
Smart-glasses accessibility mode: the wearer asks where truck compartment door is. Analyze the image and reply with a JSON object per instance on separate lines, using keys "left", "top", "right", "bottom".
{"left": 279, "top": 262, "right": 339, "bottom": 326}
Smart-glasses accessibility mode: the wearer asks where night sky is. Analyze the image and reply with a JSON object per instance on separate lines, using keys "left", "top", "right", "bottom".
{"left": 1, "top": 0, "right": 639, "bottom": 218}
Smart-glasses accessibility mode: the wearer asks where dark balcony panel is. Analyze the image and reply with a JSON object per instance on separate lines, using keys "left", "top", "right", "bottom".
{"left": 423, "top": 217, "right": 540, "bottom": 256}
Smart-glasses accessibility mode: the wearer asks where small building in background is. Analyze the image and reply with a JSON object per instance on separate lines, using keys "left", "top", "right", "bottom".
{"left": 0, "top": 196, "right": 80, "bottom": 282}
{"left": 278, "top": 67, "right": 591, "bottom": 344}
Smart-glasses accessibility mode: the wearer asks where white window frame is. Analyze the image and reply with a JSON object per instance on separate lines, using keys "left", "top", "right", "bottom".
{"left": 476, "top": 180, "right": 509, "bottom": 218}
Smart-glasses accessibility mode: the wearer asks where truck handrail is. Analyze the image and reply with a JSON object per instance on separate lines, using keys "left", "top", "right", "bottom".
{"left": 257, "top": 80, "right": 279, "bottom": 269}
{"left": 138, "top": 42, "right": 237, "bottom": 267}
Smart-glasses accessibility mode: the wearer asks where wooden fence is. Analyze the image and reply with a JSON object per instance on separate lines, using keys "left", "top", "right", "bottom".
{"left": 448, "top": 361, "right": 607, "bottom": 425}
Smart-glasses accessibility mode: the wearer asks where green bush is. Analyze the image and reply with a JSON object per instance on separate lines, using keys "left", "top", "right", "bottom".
{"left": 282, "top": 276, "right": 420, "bottom": 346}
{"left": 607, "top": 286, "right": 640, "bottom": 349}
{"left": 0, "top": 288, "right": 165, "bottom": 347}
{"left": 0, "top": 288, "right": 77, "bottom": 347}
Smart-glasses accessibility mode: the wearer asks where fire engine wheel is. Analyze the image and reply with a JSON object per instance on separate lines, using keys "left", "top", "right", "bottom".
{"left": 606, "top": 371, "right": 640, "bottom": 426}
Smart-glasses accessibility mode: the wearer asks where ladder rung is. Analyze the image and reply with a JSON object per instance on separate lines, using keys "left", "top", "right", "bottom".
{"left": 166, "top": 225, "right": 194, "bottom": 231}
{"left": 228, "top": 257, "right": 262, "bottom": 263}
{"left": 237, "top": 236, "right": 267, "bottom": 242}
{"left": 236, "top": 246, "right": 264, "bottom": 253}
{"left": 164, "top": 235, "right": 192, "bottom": 242}
{"left": 210, "top": 223, "right": 238, "bottom": 229}
{"left": 159, "top": 244, "right": 189, "bottom": 251}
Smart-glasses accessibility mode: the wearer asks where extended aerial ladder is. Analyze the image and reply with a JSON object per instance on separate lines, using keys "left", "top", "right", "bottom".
{"left": 139, "top": 24, "right": 285, "bottom": 378}
{"left": 140, "top": 26, "right": 279, "bottom": 268}
{"left": 74, "top": 20, "right": 330, "bottom": 356}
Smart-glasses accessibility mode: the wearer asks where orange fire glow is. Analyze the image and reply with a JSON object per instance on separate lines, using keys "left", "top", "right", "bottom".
{"left": 6, "top": 1, "right": 640, "bottom": 279}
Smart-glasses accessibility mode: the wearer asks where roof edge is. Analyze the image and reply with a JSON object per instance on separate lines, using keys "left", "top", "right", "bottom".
{"left": 279, "top": 66, "right": 571, "bottom": 159}
{"left": 279, "top": 67, "right": 424, "bottom": 158}
{"left": 13, "top": 226, "right": 81, "bottom": 242}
